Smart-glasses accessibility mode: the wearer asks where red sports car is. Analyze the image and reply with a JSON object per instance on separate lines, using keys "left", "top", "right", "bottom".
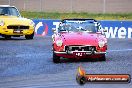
{"left": 52, "top": 19, "right": 107, "bottom": 63}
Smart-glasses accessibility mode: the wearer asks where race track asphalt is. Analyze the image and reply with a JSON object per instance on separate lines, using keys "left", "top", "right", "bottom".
{"left": 0, "top": 36, "right": 132, "bottom": 88}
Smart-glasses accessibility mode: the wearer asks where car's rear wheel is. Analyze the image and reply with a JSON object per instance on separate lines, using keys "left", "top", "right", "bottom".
{"left": 99, "top": 54, "right": 106, "bottom": 61}
{"left": 53, "top": 51, "right": 60, "bottom": 63}
{"left": 4, "top": 35, "right": 11, "bottom": 39}
{"left": 25, "top": 32, "right": 34, "bottom": 39}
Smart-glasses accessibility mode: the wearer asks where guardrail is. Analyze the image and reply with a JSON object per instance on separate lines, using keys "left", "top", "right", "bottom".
{"left": 1, "top": 0, "right": 132, "bottom": 13}
{"left": 33, "top": 19, "right": 132, "bottom": 38}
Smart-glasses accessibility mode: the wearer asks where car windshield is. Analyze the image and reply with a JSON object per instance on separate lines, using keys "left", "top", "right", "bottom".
{"left": 58, "top": 21, "right": 98, "bottom": 33}
{"left": 0, "top": 7, "right": 20, "bottom": 17}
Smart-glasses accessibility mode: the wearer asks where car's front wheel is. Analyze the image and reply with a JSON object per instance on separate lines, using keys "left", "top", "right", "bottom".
{"left": 53, "top": 51, "right": 60, "bottom": 63}
{"left": 99, "top": 54, "right": 106, "bottom": 61}
{"left": 4, "top": 35, "right": 11, "bottom": 39}
{"left": 25, "top": 32, "right": 34, "bottom": 39}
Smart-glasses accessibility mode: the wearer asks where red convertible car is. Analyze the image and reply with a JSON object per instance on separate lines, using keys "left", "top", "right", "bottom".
{"left": 52, "top": 19, "right": 107, "bottom": 63}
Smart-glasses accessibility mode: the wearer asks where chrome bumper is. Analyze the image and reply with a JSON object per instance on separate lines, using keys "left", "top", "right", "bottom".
{"left": 54, "top": 51, "right": 106, "bottom": 55}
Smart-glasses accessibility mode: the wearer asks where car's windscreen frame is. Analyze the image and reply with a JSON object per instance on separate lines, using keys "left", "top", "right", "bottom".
{"left": 58, "top": 21, "right": 99, "bottom": 33}
{"left": 0, "top": 7, "right": 21, "bottom": 17}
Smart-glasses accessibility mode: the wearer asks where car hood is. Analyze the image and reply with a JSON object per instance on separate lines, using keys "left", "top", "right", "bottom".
{"left": 0, "top": 16, "right": 32, "bottom": 26}
{"left": 60, "top": 32, "right": 101, "bottom": 46}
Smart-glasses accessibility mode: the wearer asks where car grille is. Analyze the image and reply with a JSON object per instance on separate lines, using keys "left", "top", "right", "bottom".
{"left": 65, "top": 45, "right": 96, "bottom": 51}
{"left": 7, "top": 25, "right": 29, "bottom": 29}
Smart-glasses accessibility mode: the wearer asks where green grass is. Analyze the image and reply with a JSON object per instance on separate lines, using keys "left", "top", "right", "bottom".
{"left": 21, "top": 11, "right": 132, "bottom": 20}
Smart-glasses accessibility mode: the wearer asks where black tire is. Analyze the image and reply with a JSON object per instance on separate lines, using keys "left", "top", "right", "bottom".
{"left": 53, "top": 51, "right": 60, "bottom": 63}
{"left": 99, "top": 54, "right": 106, "bottom": 61}
{"left": 25, "top": 32, "right": 34, "bottom": 39}
{"left": 76, "top": 76, "right": 86, "bottom": 85}
{"left": 4, "top": 35, "right": 11, "bottom": 39}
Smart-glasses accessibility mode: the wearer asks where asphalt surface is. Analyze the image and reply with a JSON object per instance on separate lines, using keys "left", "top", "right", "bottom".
{"left": 0, "top": 36, "right": 132, "bottom": 88}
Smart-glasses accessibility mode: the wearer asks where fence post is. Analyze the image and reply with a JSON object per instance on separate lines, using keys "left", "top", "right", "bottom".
{"left": 103, "top": 0, "right": 106, "bottom": 13}
{"left": 8, "top": 0, "right": 11, "bottom": 5}
{"left": 24, "top": 0, "right": 26, "bottom": 11}
{"left": 40, "top": 0, "right": 42, "bottom": 12}
{"left": 70, "top": 0, "right": 73, "bottom": 13}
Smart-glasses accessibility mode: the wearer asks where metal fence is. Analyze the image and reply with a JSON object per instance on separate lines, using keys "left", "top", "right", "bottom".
{"left": 0, "top": 0, "right": 132, "bottom": 13}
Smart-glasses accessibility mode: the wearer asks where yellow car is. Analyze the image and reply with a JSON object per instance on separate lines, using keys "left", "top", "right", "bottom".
{"left": 0, "top": 5, "right": 35, "bottom": 39}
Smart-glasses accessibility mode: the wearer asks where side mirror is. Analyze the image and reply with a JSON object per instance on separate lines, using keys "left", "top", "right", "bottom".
{"left": 52, "top": 28, "right": 56, "bottom": 32}
{"left": 103, "top": 29, "right": 107, "bottom": 32}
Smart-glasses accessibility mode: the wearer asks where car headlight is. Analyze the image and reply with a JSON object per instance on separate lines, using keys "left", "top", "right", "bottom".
{"left": 0, "top": 20, "right": 4, "bottom": 26}
{"left": 98, "top": 40, "right": 105, "bottom": 48}
{"left": 56, "top": 40, "right": 63, "bottom": 47}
